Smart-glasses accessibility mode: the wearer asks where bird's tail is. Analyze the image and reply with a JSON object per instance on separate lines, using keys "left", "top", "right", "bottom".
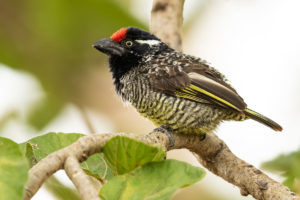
{"left": 244, "top": 108, "right": 283, "bottom": 131}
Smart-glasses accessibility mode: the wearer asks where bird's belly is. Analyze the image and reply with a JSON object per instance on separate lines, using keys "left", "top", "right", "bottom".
{"left": 131, "top": 91, "right": 221, "bottom": 135}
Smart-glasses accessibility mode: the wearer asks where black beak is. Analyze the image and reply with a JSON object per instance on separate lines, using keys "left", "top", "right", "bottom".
{"left": 93, "top": 38, "right": 126, "bottom": 56}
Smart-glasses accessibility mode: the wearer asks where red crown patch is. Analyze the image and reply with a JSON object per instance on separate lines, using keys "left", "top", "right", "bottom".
{"left": 110, "top": 28, "right": 128, "bottom": 42}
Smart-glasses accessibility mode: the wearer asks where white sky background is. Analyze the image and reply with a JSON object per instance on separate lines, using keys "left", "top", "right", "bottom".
{"left": 1, "top": 0, "right": 300, "bottom": 199}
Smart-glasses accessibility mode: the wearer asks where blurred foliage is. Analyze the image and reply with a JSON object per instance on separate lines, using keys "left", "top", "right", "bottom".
{"left": 262, "top": 149, "right": 300, "bottom": 193}
{"left": 0, "top": 0, "right": 145, "bottom": 130}
{"left": 0, "top": 111, "right": 18, "bottom": 131}
{"left": 27, "top": 95, "right": 64, "bottom": 130}
{"left": 0, "top": 0, "right": 211, "bottom": 131}
{"left": 0, "top": 137, "right": 29, "bottom": 200}
{"left": 45, "top": 176, "right": 80, "bottom": 200}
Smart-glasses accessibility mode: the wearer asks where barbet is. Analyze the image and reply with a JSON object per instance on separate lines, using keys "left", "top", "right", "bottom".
{"left": 93, "top": 27, "right": 282, "bottom": 136}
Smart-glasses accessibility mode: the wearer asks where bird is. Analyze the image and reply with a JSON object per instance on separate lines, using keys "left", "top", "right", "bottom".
{"left": 93, "top": 27, "right": 282, "bottom": 138}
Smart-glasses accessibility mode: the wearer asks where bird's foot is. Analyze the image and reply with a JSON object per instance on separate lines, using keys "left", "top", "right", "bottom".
{"left": 150, "top": 125, "right": 175, "bottom": 147}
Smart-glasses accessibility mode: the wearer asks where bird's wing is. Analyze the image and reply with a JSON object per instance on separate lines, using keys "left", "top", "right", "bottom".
{"left": 148, "top": 62, "right": 247, "bottom": 111}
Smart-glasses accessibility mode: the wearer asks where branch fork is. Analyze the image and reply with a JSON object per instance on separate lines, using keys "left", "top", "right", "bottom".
{"left": 25, "top": 132, "right": 299, "bottom": 200}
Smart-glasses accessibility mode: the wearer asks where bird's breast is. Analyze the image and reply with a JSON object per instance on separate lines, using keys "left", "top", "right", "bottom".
{"left": 119, "top": 73, "right": 223, "bottom": 134}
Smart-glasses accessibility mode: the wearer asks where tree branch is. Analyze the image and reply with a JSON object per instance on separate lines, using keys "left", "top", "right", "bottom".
{"left": 24, "top": 133, "right": 168, "bottom": 200}
{"left": 25, "top": 132, "right": 299, "bottom": 200}
{"left": 170, "top": 133, "right": 299, "bottom": 200}
{"left": 64, "top": 156, "right": 99, "bottom": 200}
{"left": 151, "top": 0, "right": 184, "bottom": 51}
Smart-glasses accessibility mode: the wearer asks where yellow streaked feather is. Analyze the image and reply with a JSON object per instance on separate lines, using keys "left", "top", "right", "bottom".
{"left": 175, "top": 91, "right": 205, "bottom": 103}
{"left": 188, "top": 84, "right": 242, "bottom": 111}
{"left": 181, "top": 89, "right": 195, "bottom": 95}
{"left": 244, "top": 108, "right": 256, "bottom": 115}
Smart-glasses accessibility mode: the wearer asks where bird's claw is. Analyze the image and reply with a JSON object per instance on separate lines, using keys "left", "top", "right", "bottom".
{"left": 150, "top": 126, "right": 175, "bottom": 147}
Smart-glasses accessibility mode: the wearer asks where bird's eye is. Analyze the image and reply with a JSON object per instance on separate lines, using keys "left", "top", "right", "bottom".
{"left": 125, "top": 41, "right": 133, "bottom": 47}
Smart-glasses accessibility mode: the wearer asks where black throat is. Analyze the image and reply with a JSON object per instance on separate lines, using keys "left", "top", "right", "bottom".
{"left": 109, "top": 53, "right": 141, "bottom": 92}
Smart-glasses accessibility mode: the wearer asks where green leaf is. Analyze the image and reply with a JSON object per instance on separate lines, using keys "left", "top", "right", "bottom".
{"left": 103, "top": 136, "right": 165, "bottom": 175}
{"left": 99, "top": 159, "right": 205, "bottom": 200}
{"left": 22, "top": 132, "right": 83, "bottom": 164}
{"left": 0, "top": 137, "right": 29, "bottom": 200}
{"left": 22, "top": 132, "right": 114, "bottom": 181}
{"left": 262, "top": 149, "right": 300, "bottom": 191}
{"left": 81, "top": 153, "right": 114, "bottom": 181}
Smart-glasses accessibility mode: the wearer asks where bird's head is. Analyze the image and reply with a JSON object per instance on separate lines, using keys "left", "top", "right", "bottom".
{"left": 93, "top": 27, "right": 162, "bottom": 58}
{"left": 93, "top": 27, "right": 166, "bottom": 89}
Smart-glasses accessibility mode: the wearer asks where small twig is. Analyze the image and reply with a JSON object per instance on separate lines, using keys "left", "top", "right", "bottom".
{"left": 78, "top": 105, "right": 96, "bottom": 134}
{"left": 65, "top": 156, "right": 99, "bottom": 200}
